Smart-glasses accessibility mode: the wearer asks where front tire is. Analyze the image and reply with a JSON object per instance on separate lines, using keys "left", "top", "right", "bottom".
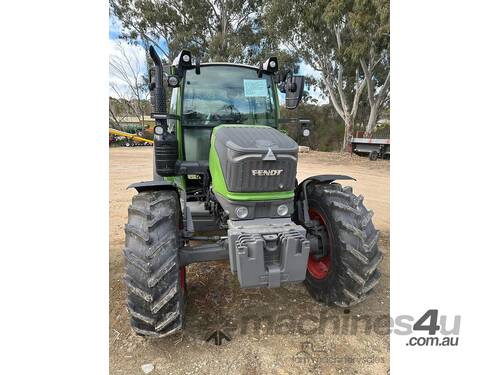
{"left": 123, "top": 190, "right": 186, "bottom": 337}
{"left": 302, "top": 183, "right": 382, "bottom": 307}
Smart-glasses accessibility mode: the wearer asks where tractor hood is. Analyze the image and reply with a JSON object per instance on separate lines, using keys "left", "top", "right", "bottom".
{"left": 209, "top": 125, "right": 298, "bottom": 199}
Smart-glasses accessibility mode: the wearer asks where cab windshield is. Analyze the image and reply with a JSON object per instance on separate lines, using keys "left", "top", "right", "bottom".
{"left": 182, "top": 65, "right": 276, "bottom": 127}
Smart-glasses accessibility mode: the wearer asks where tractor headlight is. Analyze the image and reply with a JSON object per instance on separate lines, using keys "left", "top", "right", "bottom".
{"left": 167, "top": 75, "right": 180, "bottom": 87}
{"left": 154, "top": 126, "right": 164, "bottom": 135}
{"left": 262, "top": 57, "right": 278, "bottom": 73}
{"left": 173, "top": 49, "right": 193, "bottom": 68}
{"left": 235, "top": 206, "right": 249, "bottom": 219}
{"left": 277, "top": 204, "right": 289, "bottom": 217}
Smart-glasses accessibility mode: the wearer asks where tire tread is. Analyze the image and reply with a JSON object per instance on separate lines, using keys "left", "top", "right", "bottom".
{"left": 303, "top": 182, "right": 383, "bottom": 307}
{"left": 123, "top": 190, "right": 185, "bottom": 337}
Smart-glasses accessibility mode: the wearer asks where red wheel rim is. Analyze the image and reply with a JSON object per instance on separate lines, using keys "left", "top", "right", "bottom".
{"left": 180, "top": 266, "right": 186, "bottom": 290}
{"left": 307, "top": 208, "right": 332, "bottom": 280}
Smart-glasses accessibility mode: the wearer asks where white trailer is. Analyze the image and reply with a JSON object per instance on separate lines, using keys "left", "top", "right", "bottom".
{"left": 350, "top": 137, "right": 390, "bottom": 161}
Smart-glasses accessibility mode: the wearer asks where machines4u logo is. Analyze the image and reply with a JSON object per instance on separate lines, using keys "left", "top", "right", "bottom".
{"left": 393, "top": 309, "right": 461, "bottom": 347}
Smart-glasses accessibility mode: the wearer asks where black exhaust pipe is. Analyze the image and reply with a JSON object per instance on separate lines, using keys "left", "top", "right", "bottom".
{"left": 148, "top": 46, "right": 178, "bottom": 177}
{"left": 149, "top": 46, "right": 167, "bottom": 115}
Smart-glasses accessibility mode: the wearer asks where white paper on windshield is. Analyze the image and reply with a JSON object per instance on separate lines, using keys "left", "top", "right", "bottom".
{"left": 243, "top": 79, "right": 268, "bottom": 97}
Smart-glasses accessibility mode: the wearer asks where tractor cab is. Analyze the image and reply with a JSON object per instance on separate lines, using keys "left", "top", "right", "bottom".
{"left": 178, "top": 63, "right": 280, "bottom": 161}
{"left": 151, "top": 48, "right": 304, "bottom": 161}
{"left": 148, "top": 48, "right": 305, "bottom": 209}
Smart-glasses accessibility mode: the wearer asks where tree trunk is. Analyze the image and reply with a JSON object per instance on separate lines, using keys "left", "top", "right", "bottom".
{"left": 360, "top": 58, "right": 390, "bottom": 138}
{"left": 220, "top": 0, "right": 227, "bottom": 60}
{"left": 342, "top": 115, "right": 354, "bottom": 152}
{"left": 364, "top": 104, "right": 379, "bottom": 138}
{"left": 323, "top": 77, "right": 364, "bottom": 152}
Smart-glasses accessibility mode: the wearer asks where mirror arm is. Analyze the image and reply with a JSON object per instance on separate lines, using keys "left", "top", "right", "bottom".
{"left": 277, "top": 68, "right": 292, "bottom": 93}
{"left": 257, "top": 62, "right": 264, "bottom": 78}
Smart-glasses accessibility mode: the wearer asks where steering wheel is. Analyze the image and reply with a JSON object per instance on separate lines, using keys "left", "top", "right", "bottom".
{"left": 211, "top": 104, "right": 242, "bottom": 123}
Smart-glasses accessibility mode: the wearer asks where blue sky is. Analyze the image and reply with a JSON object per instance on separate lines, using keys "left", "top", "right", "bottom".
{"left": 109, "top": 14, "right": 327, "bottom": 104}
{"left": 109, "top": 15, "right": 122, "bottom": 41}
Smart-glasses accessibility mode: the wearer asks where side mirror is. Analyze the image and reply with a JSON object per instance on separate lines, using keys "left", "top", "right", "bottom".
{"left": 285, "top": 75, "right": 305, "bottom": 110}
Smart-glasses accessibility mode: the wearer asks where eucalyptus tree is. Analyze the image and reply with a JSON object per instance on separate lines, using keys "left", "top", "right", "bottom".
{"left": 264, "top": 0, "right": 389, "bottom": 149}
{"left": 111, "top": 0, "right": 296, "bottom": 66}
{"left": 344, "top": 0, "right": 390, "bottom": 136}
{"left": 265, "top": 0, "right": 363, "bottom": 150}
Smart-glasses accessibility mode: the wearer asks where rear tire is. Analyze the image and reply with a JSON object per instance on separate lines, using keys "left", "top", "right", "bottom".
{"left": 369, "top": 150, "right": 379, "bottom": 161}
{"left": 123, "top": 190, "right": 186, "bottom": 337}
{"left": 302, "top": 183, "right": 382, "bottom": 307}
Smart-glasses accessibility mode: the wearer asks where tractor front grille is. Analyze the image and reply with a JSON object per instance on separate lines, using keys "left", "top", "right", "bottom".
{"left": 225, "top": 157, "right": 296, "bottom": 193}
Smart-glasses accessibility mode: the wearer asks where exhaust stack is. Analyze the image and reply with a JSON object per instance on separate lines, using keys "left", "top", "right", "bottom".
{"left": 148, "top": 46, "right": 178, "bottom": 177}
{"left": 149, "top": 46, "right": 167, "bottom": 116}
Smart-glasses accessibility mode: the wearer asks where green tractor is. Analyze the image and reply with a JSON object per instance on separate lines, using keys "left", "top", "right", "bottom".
{"left": 123, "top": 47, "right": 382, "bottom": 337}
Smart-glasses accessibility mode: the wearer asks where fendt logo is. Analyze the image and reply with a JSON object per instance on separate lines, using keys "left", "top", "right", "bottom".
{"left": 252, "top": 169, "right": 284, "bottom": 176}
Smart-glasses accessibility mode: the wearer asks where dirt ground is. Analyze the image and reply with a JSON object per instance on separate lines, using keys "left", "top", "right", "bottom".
{"left": 109, "top": 147, "right": 390, "bottom": 375}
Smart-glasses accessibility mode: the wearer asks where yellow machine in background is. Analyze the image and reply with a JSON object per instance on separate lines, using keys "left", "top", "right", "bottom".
{"left": 109, "top": 128, "right": 153, "bottom": 145}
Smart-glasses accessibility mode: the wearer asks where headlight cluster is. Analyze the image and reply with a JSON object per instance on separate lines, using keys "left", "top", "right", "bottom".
{"left": 167, "top": 75, "right": 179, "bottom": 87}
{"left": 235, "top": 206, "right": 249, "bottom": 219}
{"left": 154, "top": 126, "right": 164, "bottom": 135}
{"left": 277, "top": 204, "right": 289, "bottom": 217}
{"left": 234, "top": 204, "right": 289, "bottom": 219}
